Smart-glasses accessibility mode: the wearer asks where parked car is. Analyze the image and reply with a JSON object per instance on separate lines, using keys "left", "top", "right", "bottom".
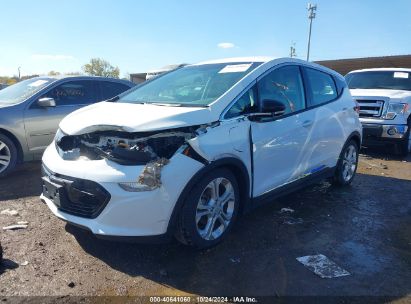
{"left": 41, "top": 57, "right": 361, "bottom": 248}
{"left": 0, "top": 76, "right": 134, "bottom": 177}
{"left": 346, "top": 68, "right": 411, "bottom": 155}
{"left": 0, "top": 83, "right": 8, "bottom": 90}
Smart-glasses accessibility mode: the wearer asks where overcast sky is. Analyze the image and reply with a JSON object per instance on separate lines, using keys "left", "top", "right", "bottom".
{"left": 1, "top": 0, "right": 411, "bottom": 77}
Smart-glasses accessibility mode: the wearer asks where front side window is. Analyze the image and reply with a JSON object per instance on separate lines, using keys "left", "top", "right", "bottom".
{"left": 118, "top": 63, "right": 261, "bottom": 107}
{"left": 225, "top": 85, "right": 258, "bottom": 119}
{"left": 0, "top": 78, "right": 53, "bottom": 106}
{"left": 42, "top": 80, "right": 99, "bottom": 106}
{"left": 305, "top": 68, "right": 337, "bottom": 106}
{"left": 257, "top": 65, "right": 305, "bottom": 115}
{"left": 346, "top": 71, "right": 411, "bottom": 91}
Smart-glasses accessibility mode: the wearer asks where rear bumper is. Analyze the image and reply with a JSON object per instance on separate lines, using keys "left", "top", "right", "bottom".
{"left": 361, "top": 123, "right": 408, "bottom": 146}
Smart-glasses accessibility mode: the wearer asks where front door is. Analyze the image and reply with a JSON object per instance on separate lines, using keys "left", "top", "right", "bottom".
{"left": 251, "top": 65, "right": 309, "bottom": 197}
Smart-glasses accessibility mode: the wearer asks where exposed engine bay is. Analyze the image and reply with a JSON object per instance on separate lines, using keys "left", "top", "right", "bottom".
{"left": 55, "top": 125, "right": 210, "bottom": 166}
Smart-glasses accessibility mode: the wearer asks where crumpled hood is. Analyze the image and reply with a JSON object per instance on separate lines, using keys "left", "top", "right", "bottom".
{"left": 59, "top": 101, "right": 216, "bottom": 135}
{"left": 350, "top": 89, "right": 411, "bottom": 100}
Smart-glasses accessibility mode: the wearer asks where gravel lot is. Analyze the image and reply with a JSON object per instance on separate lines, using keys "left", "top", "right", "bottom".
{"left": 0, "top": 148, "right": 410, "bottom": 301}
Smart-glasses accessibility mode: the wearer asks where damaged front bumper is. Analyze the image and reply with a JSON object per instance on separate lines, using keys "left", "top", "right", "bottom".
{"left": 41, "top": 142, "right": 204, "bottom": 237}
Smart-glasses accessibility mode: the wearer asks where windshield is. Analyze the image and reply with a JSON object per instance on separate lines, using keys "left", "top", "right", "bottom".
{"left": 0, "top": 78, "right": 54, "bottom": 105}
{"left": 346, "top": 71, "right": 411, "bottom": 91}
{"left": 119, "top": 62, "right": 261, "bottom": 106}
{"left": 0, "top": 77, "right": 54, "bottom": 105}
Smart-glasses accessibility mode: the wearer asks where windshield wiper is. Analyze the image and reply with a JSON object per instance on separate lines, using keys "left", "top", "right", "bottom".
{"left": 373, "top": 86, "right": 395, "bottom": 90}
{"left": 153, "top": 103, "right": 209, "bottom": 108}
{"left": 149, "top": 102, "right": 184, "bottom": 107}
{"left": 107, "top": 96, "right": 119, "bottom": 102}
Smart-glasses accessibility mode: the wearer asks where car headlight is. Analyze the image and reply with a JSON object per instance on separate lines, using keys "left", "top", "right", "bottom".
{"left": 54, "top": 128, "right": 65, "bottom": 144}
{"left": 118, "top": 158, "right": 169, "bottom": 192}
{"left": 383, "top": 103, "right": 409, "bottom": 119}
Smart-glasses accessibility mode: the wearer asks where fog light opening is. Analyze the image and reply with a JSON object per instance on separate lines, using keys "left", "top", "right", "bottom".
{"left": 387, "top": 127, "right": 397, "bottom": 136}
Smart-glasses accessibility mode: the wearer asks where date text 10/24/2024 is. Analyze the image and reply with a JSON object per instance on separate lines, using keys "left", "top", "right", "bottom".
{"left": 149, "top": 296, "right": 258, "bottom": 303}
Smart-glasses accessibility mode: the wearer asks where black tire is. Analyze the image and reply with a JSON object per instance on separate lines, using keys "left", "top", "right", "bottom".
{"left": 0, "top": 133, "right": 18, "bottom": 178}
{"left": 332, "top": 139, "right": 359, "bottom": 186}
{"left": 398, "top": 129, "right": 410, "bottom": 157}
{"left": 175, "top": 168, "right": 240, "bottom": 249}
{"left": 0, "top": 242, "right": 2, "bottom": 264}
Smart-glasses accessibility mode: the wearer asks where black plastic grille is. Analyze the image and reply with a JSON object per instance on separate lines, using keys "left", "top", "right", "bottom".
{"left": 41, "top": 165, "right": 111, "bottom": 219}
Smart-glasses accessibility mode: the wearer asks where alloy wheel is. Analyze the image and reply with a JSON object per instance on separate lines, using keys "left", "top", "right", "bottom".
{"left": 195, "top": 177, "right": 235, "bottom": 241}
{"left": 342, "top": 144, "right": 357, "bottom": 182}
{"left": 0, "top": 140, "right": 11, "bottom": 174}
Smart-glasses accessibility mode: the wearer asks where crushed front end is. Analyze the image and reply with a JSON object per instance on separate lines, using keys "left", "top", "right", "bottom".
{"left": 40, "top": 126, "right": 209, "bottom": 238}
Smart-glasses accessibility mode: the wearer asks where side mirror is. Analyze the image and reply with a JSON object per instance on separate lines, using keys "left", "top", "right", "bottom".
{"left": 262, "top": 99, "right": 286, "bottom": 116}
{"left": 37, "top": 97, "right": 56, "bottom": 108}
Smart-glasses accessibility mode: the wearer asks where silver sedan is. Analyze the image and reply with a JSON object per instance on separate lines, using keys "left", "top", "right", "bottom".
{"left": 0, "top": 76, "right": 134, "bottom": 177}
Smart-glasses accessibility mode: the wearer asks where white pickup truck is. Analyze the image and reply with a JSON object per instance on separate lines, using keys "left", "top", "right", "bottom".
{"left": 346, "top": 68, "right": 411, "bottom": 156}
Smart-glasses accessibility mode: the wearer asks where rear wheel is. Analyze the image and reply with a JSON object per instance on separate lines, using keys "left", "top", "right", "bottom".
{"left": 175, "top": 168, "right": 240, "bottom": 249}
{"left": 0, "top": 134, "right": 18, "bottom": 178}
{"left": 332, "top": 140, "right": 359, "bottom": 186}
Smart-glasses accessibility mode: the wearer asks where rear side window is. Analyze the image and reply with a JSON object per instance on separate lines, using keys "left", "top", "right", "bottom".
{"left": 42, "top": 80, "right": 99, "bottom": 106}
{"left": 304, "top": 68, "right": 337, "bottom": 106}
{"left": 100, "top": 81, "right": 131, "bottom": 100}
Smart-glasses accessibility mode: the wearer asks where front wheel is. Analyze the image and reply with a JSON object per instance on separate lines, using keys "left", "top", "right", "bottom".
{"left": 175, "top": 168, "right": 240, "bottom": 249}
{"left": 332, "top": 140, "right": 359, "bottom": 186}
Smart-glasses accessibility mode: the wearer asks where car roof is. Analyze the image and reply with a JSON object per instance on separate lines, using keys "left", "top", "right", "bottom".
{"left": 348, "top": 68, "right": 411, "bottom": 74}
{"left": 189, "top": 56, "right": 343, "bottom": 78}
{"left": 35, "top": 75, "right": 134, "bottom": 85}
{"left": 192, "top": 56, "right": 275, "bottom": 65}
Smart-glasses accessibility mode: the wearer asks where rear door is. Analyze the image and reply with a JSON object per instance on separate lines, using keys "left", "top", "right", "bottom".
{"left": 23, "top": 80, "right": 100, "bottom": 156}
{"left": 299, "top": 67, "right": 343, "bottom": 171}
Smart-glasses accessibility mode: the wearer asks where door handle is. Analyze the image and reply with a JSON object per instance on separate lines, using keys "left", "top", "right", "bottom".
{"left": 302, "top": 120, "right": 313, "bottom": 128}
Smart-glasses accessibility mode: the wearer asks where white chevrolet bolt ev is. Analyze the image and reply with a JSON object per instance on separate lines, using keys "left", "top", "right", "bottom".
{"left": 41, "top": 57, "right": 362, "bottom": 248}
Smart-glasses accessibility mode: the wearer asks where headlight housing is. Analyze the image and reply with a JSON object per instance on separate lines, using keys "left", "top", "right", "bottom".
{"left": 118, "top": 158, "right": 169, "bottom": 192}
{"left": 383, "top": 103, "right": 409, "bottom": 119}
{"left": 54, "top": 128, "right": 65, "bottom": 144}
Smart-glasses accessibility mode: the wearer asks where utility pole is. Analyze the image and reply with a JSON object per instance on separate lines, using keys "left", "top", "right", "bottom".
{"left": 18, "top": 67, "right": 21, "bottom": 80}
{"left": 306, "top": 3, "right": 317, "bottom": 61}
{"left": 290, "top": 42, "right": 297, "bottom": 58}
